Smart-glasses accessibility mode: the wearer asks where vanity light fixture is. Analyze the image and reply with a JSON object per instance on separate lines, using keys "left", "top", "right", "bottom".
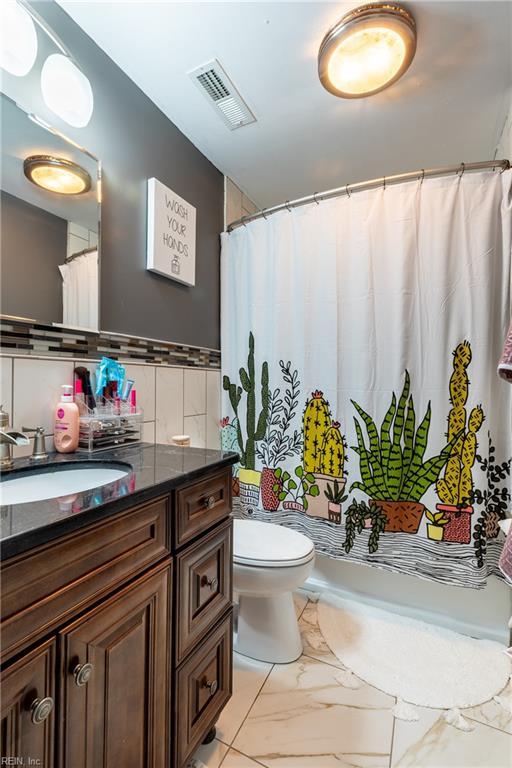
{"left": 0, "top": 0, "right": 38, "bottom": 77}
{"left": 23, "top": 155, "right": 91, "bottom": 195}
{"left": 318, "top": 3, "right": 416, "bottom": 98}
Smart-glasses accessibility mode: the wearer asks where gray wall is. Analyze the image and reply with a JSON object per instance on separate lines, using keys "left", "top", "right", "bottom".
{"left": 1, "top": 191, "right": 66, "bottom": 324}
{"left": 3, "top": 1, "right": 224, "bottom": 349}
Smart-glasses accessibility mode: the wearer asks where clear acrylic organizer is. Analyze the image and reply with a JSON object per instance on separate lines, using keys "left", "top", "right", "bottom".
{"left": 77, "top": 399, "right": 143, "bottom": 453}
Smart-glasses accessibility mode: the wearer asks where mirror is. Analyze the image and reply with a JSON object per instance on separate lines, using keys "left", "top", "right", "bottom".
{"left": 0, "top": 93, "right": 100, "bottom": 331}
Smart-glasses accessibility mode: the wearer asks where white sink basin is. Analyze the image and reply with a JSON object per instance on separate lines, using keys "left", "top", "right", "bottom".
{"left": 0, "top": 464, "right": 129, "bottom": 505}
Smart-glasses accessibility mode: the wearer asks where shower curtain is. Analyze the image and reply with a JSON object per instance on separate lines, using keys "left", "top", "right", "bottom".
{"left": 59, "top": 249, "right": 99, "bottom": 330}
{"left": 221, "top": 170, "right": 512, "bottom": 589}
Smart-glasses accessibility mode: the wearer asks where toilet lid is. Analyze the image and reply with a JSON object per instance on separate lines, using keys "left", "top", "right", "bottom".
{"left": 233, "top": 519, "right": 315, "bottom": 568}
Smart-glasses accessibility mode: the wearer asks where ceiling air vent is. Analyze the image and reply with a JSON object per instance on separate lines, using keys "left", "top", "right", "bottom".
{"left": 189, "top": 59, "right": 256, "bottom": 131}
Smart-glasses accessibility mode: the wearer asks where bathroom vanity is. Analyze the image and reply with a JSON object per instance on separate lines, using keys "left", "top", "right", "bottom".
{"left": 0, "top": 444, "right": 238, "bottom": 767}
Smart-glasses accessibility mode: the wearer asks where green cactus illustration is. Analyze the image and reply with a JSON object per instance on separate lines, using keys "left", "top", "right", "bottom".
{"left": 436, "top": 341, "right": 484, "bottom": 507}
{"left": 318, "top": 421, "right": 346, "bottom": 478}
{"left": 222, "top": 332, "right": 269, "bottom": 471}
{"left": 303, "top": 391, "right": 332, "bottom": 472}
{"left": 350, "top": 371, "right": 459, "bottom": 502}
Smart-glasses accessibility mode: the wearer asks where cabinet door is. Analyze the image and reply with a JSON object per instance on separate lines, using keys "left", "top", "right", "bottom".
{"left": 59, "top": 562, "right": 171, "bottom": 768}
{"left": 1, "top": 638, "right": 55, "bottom": 766}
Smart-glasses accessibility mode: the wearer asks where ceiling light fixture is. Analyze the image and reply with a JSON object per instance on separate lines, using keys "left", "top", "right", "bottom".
{"left": 23, "top": 155, "right": 91, "bottom": 195}
{"left": 318, "top": 3, "right": 416, "bottom": 98}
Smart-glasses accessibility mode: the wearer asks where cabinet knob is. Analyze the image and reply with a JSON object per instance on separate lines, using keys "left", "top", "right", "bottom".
{"left": 200, "top": 574, "right": 219, "bottom": 592}
{"left": 204, "top": 495, "right": 216, "bottom": 510}
{"left": 30, "top": 696, "right": 54, "bottom": 724}
{"left": 73, "top": 662, "right": 94, "bottom": 687}
{"left": 201, "top": 677, "right": 218, "bottom": 696}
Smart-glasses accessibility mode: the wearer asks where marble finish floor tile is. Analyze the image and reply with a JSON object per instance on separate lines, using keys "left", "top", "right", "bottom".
{"left": 232, "top": 655, "right": 394, "bottom": 768}
{"left": 216, "top": 652, "right": 273, "bottom": 746}
{"left": 188, "top": 738, "right": 229, "bottom": 768}
{"left": 463, "top": 680, "right": 512, "bottom": 734}
{"left": 391, "top": 709, "right": 512, "bottom": 767}
{"left": 222, "top": 747, "right": 266, "bottom": 767}
{"left": 299, "top": 600, "right": 347, "bottom": 671}
{"left": 294, "top": 591, "right": 309, "bottom": 619}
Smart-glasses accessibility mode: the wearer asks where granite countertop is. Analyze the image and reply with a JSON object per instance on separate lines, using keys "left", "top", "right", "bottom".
{"left": 0, "top": 443, "right": 238, "bottom": 560}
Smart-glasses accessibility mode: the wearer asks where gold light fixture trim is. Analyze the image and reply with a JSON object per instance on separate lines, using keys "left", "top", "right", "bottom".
{"left": 23, "top": 154, "right": 91, "bottom": 195}
{"left": 318, "top": 3, "right": 416, "bottom": 98}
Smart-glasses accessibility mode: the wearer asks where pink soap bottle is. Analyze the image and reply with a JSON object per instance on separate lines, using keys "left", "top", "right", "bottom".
{"left": 54, "top": 384, "right": 79, "bottom": 453}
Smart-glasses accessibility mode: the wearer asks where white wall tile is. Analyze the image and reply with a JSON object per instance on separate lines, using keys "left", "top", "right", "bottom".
{"left": 13, "top": 358, "right": 74, "bottom": 435}
{"left": 242, "top": 193, "right": 258, "bottom": 216}
{"left": 226, "top": 177, "right": 243, "bottom": 227}
{"left": 206, "top": 370, "right": 221, "bottom": 450}
{"left": 184, "top": 414, "right": 206, "bottom": 448}
{"left": 155, "top": 367, "right": 184, "bottom": 444}
{"left": 184, "top": 369, "right": 206, "bottom": 416}
{"left": 141, "top": 421, "right": 155, "bottom": 444}
{"left": 69, "top": 222, "right": 90, "bottom": 240}
{"left": 0, "top": 357, "right": 13, "bottom": 417}
{"left": 123, "top": 364, "right": 156, "bottom": 421}
{"left": 68, "top": 232, "right": 88, "bottom": 258}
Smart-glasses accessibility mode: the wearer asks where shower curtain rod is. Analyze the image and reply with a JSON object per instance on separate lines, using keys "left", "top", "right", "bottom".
{"left": 227, "top": 159, "right": 510, "bottom": 232}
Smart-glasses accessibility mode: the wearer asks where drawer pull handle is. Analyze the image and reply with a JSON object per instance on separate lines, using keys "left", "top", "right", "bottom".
{"left": 201, "top": 677, "right": 218, "bottom": 696}
{"left": 203, "top": 495, "right": 216, "bottom": 510}
{"left": 201, "top": 575, "right": 219, "bottom": 592}
{"left": 73, "top": 662, "right": 94, "bottom": 687}
{"left": 30, "top": 696, "right": 54, "bottom": 725}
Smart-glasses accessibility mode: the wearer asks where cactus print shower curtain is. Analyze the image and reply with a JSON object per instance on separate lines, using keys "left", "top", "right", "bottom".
{"left": 221, "top": 170, "right": 512, "bottom": 588}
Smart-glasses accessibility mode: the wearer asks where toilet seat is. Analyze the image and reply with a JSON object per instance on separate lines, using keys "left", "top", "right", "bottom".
{"left": 234, "top": 519, "right": 315, "bottom": 568}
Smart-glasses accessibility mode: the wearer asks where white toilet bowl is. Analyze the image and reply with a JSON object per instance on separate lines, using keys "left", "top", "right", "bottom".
{"left": 233, "top": 519, "right": 315, "bottom": 664}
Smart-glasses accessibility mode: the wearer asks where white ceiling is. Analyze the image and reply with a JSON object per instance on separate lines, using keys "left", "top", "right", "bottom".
{"left": 57, "top": 1, "right": 512, "bottom": 209}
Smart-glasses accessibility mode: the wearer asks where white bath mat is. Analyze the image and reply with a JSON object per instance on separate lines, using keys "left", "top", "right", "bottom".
{"left": 317, "top": 592, "right": 510, "bottom": 710}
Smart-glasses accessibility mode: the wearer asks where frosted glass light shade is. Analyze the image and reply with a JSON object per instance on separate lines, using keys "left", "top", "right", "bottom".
{"left": 318, "top": 4, "right": 416, "bottom": 98}
{"left": 41, "top": 53, "right": 93, "bottom": 128}
{"left": 24, "top": 155, "right": 92, "bottom": 195}
{"left": 0, "top": 1, "right": 38, "bottom": 77}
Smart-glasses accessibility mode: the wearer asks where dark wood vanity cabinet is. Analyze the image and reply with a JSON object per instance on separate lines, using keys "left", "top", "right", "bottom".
{"left": 0, "top": 465, "right": 234, "bottom": 768}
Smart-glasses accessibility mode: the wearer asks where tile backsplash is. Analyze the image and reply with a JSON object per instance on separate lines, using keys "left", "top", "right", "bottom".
{"left": 0, "top": 355, "right": 221, "bottom": 456}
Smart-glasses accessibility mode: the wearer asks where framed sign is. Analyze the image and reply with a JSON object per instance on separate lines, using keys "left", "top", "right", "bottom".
{"left": 146, "top": 177, "right": 196, "bottom": 286}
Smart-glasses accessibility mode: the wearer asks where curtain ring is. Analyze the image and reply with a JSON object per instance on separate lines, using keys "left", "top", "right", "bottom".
{"left": 261, "top": 208, "right": 268, "bottom": 220}
{"left": 313, "top": 192, "right": 320, "bottom": 205}
{"left": 382, "top": 176, "right": 386, "bottom": 191}
{"left": 241, "top": 215, "right": 247, "bottom": 227}
{"left": 345, "top": 184, "right": 351, "bottom": 198}
{"left": 285, "top": 200, "right": 292, "bottom": 212}
{"left": 457, "top": 162, "right": 465, "bottom": 178}
{"left": 420, "top": 169, "right": 425, "bottom": 185}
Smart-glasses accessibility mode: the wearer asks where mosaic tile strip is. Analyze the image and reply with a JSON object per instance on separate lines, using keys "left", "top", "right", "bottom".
{"left": 0, "top": 317, "right": 220, "bottom": 369}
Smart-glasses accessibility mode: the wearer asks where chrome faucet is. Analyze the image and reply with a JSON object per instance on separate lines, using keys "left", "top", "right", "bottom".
{"left": 0, "top": 405, "right": 30, "bottom": 470}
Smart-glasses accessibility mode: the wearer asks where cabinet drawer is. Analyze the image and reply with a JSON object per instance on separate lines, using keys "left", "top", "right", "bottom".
{"left": 176, "top": 612, "right": 232, "bottom": 768}
{"left": 1, "top": 638, "right": 55, "bottom": 766}
{"left": 176, "top": 469, "right": 231, "bottom": 547}
{"left": 176, "top": 519, "right": 232, "bottom": 662}
{"left": 1, "top": 496, "right": 169, "bottom": 662}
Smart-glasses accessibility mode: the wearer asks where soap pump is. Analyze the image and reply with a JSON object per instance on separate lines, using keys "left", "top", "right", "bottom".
{"left": 54, "top": 385, "right": 79, "bottom": 453}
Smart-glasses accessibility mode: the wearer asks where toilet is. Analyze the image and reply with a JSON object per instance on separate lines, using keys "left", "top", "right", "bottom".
{"left": 233, "top": 519, "right": 315, "bottom": 664}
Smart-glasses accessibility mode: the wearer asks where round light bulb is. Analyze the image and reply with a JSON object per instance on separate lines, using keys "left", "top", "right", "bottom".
{"left": 0, "top": 0, "right": 38, "bottom": 77}
{"left": 327, "top": 28, "right": 406, "bottom": 96}
{"left": 30, "top": 165, "right": 87, "bottom": 194}
{"left": 41, "top": 53, "right": 94, "bottom": 128}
